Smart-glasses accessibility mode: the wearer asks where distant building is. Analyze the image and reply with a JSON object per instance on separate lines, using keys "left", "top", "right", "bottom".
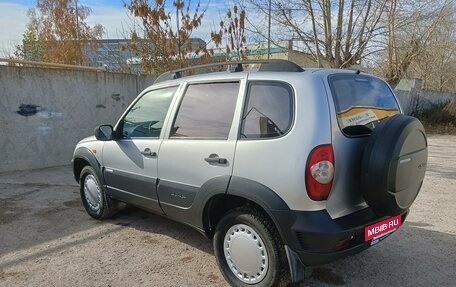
{"left": 84, "top": 38, "right": 207, "bottom": 72}
{"left": 189, "top": 40, "right": 335, "bottom": 69}
{"left": 83, "top": 39, "right": 135, "bottom": 72}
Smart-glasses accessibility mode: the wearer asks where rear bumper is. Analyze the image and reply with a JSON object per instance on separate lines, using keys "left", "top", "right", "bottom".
{"left": 271, "top": 207, "right": 408, "bottom": 266}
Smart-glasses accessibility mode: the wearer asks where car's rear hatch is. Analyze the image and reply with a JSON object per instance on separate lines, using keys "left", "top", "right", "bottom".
{"left": 322, "top": 72, "right": 401, "bottom": 219}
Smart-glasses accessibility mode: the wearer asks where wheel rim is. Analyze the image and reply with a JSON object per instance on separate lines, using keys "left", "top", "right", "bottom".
{"left": 83, "top": 174, "right": 101, "bottom": 212}
{"left": 223, "top": 224, "right": 269, "bottom": 284}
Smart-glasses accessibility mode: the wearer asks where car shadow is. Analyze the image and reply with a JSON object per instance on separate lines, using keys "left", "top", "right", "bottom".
{"left": 101, "top": 209, "right": 456, "bottom": 286}
{"left": 106, "top": 206, "right": 214, "bottom": 255}
{"left": 2, "top": 184, "right": 455, "bottom": 287}
{"left": 1, "top": 166, "right": 454, "bottom": 286}
{"left": 296, "top": 222, "right": 456, "bottom": 286}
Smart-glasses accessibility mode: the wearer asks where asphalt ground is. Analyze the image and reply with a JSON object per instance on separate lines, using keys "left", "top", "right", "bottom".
{"left": 0, "top": 135, "right": 455, "bottom": 286}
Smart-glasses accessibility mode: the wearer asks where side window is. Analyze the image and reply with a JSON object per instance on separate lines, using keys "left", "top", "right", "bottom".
{"left": 170, "top": 82, "right": 239, "bottom": 139}
{"left": 121, "top": 86, "right": 177, "bottom": 138}
{"left": 241, "top": 82, "right": 293, "bottom": 139}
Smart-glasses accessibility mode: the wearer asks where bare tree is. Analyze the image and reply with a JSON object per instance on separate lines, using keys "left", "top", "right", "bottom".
{"left": 127, "top": 0, "right": 211, "bottom": 74}
{"left": 408, "top": 2, "right": 455, "bottom": 92}
{"left": 22, "top": 0, "right": 104, "bottom": 65}
{"left": 381, "top": 0, "right": 454, "bottom": 87}
{"left": 244, "top": 0, "right": 389, "bottom": 68}
{"left": 211, "top": 5, "right": 247, "bottom": 60}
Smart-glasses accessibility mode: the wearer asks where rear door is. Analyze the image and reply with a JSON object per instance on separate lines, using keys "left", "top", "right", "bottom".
{"left": 102, "top": 86, "right": 178, "bottom": 213}
{"left": 324, "top": 73, "right": 401, "bottom": 218}
{"left": 157, "top": 79, "right": 245, "bottom": 222}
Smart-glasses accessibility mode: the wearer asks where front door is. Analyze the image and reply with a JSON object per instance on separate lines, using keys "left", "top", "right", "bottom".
{"left": 157, "top": 81, "right": 244, "bottom": 222}
{"left": 103, "top": 86, "right": 178, "bottom": 213}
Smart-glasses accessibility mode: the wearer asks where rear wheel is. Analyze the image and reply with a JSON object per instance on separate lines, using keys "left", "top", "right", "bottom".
{"left": 79, "top": 166, "right": 117, "bottom": 219}
{"left": 213, "top": 207, "right": 288, "bottom": 287}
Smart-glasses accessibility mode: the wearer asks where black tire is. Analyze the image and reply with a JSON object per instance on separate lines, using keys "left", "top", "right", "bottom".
{"left": 79, "top": 166, "right": 117, "bottom": 219}
{"left": 361, "top": 114, "right": 428, "bottom": 216}
{"left": 213, "top": 207, "right": 289, "bottom": 287}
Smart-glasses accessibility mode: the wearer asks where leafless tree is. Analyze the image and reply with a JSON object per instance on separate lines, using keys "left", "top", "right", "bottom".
{"left": 244, "top": 0, "right": 389, "bottom": 68}
{"left": 211, "top": 5, "right": 248, "bottom": 60}
{"left": 381, "top": 0, "right": 454, "bottom": 87}
{"left": 127, "top": 0, "right": 212, "bottom": 74}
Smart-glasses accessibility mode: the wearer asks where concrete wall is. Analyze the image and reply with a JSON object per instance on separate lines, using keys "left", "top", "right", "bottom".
{"left": 0, "top": 66, "right": 155, "bottom": 172}
{"left": 288, "top": 50, "right": 332, "bottom": 68}
{"left": 394, "top": 79, "right": 455, "bottom": 115}
{"left": 396, "top": 90, "right": 455, "bottom": 115}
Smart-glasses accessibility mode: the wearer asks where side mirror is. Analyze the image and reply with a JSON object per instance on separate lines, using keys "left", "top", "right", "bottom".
{"left": 94, "top": 125, "right": 114, "bottom": 141}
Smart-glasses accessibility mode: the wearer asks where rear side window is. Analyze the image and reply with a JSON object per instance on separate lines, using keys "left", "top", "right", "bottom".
{"left": 170, "top": 82, "right": 239, "bottom": 139}
{"left": 328, "top": 74, "right": 399, "bottom": 134}
{"left": 240, "top": 82, "right": 293, "bottom": 139}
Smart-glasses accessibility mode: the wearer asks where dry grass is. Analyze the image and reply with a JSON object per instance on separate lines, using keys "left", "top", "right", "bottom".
{"left": 444, "top": 98, "right": 456, "bottom": 117}
{"left": 423, "top": 123, "right": 456, "bottom": 135}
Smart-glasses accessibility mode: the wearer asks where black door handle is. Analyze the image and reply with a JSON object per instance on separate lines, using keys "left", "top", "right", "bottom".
{"left": 204, "top": 154, "right": 227, "bottom": 164}
{"left": 141, "top": 148, "right": 157, "bottom": 157}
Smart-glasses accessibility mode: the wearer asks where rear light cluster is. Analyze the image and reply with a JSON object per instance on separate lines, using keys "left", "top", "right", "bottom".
{"left": 305, "top": 144, "right": 335, "bottom": 201}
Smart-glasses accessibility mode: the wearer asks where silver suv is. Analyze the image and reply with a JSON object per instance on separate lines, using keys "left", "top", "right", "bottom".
{"left": 72, "top": 60, "right": 428, "bottom": 287}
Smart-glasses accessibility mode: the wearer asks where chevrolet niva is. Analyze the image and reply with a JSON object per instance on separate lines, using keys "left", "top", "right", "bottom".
{"left": 72, "top": 60, "right": 427, "bottom": 287}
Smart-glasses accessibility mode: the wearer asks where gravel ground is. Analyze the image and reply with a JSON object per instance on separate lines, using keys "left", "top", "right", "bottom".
{"left": 0, "top": 135, "right": 455, "bottom": 287}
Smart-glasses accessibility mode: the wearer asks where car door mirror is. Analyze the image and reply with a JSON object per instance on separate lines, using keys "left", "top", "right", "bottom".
{"left": 95, "top": 125, "right": 114, "bottom": 141}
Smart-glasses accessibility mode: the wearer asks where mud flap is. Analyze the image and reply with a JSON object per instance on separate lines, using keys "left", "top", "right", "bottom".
{"left": 285, "top": 245, "right": 310, "bottom": 283}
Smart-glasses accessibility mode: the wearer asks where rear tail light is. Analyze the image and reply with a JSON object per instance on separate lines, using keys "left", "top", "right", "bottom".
{"left": 305, "top": 144, "right": 335, "bottom": 201}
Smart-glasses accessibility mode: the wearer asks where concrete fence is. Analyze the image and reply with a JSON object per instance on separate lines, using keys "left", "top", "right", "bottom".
{"left": 394, "top": 79, "right": 455, "bottom": 115}
{"left": 0, "top": 65, "right": 155, "bottom": 173}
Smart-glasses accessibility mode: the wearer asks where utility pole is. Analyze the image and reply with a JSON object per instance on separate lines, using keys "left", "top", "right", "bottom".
{"left": 75, "top": 0, "right": 81, "bottom": 65}
{"left": 75, "top": 0, "right": 79, "bottom": 41}
{"left": 267, "top": 0, "right": 271, "bottom": 60}
{"left": 176, "top": 5, "right": 181, "bottom": 60}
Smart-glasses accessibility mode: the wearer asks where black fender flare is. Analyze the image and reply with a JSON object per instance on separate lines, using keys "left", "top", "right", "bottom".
{"left": 226, "top": 176, "right": 291, "bottom": 211}
{"left": 194, "top": 176, "right": 292, "bottom": 213}
{"left": 183, "top": 175, "right": 232, "bottom": 230}
{"left": 72, "top": 147, "right": 104, "bottom": 184}
{"left": 226, "top": 177, "right": 296, "bottom": 245}
{"left": 192, "top": 176, "right": 295, "bottom": 242}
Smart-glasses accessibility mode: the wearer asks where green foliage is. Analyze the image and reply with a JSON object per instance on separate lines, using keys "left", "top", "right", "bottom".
{"left": 18, "top": 0, "right": 104, "bottom": 65}
{"left": 14, "top": 28, "right": 44, "bottom": 61}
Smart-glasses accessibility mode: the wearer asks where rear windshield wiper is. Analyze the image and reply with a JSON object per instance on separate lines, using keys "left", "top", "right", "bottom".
{"left": 342, "top": 116, "right": 391, "bottom": 136}
{"left": 342, "top": 125, "right": 373, "bottom": 136}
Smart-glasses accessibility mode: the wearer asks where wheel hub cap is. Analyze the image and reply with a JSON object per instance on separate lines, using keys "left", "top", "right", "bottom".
{"left": 224, "top": 224, "right": 268, "bottom": 284}
{"left": 84, "top": 175, "right": 101, "bottom": 212}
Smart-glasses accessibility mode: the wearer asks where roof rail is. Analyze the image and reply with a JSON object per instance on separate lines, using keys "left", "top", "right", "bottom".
{"left": 153, "top": 59, "right": 304, "bottom": 84}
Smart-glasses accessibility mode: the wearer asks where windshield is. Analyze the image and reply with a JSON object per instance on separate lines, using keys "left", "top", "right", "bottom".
{"left": 328, "top": 74, "right": 400, "bottom": 134}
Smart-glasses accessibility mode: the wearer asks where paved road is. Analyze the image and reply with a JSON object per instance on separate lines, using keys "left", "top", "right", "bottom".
{"left": 0, "top": 135, "right": 455, "bottom": 286}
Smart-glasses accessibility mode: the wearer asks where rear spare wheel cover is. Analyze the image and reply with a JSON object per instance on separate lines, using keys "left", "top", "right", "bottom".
{"left": 361, "top": 114, "right": 428, "bottom": 216}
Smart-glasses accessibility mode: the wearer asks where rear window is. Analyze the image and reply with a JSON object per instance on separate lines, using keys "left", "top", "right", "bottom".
{"left": 328, "top": 74, "right": 399, "bottom": 135}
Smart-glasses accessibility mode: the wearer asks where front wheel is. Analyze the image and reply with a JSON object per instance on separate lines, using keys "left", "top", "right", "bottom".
{"left": 213, "top": 207, "right": 289, "bottom": 287}
{"left": 79, "top": 166, "right": 117, "bottom": 219}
